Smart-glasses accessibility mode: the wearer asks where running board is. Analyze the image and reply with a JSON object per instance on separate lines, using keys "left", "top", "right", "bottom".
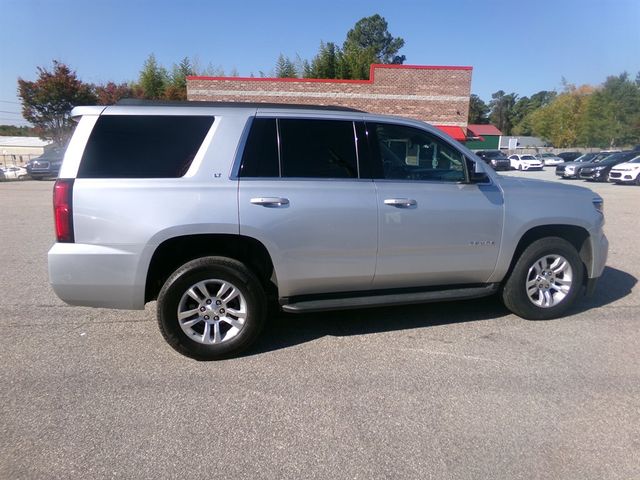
{"left": 281, "top": 284, "right": 499, "bottom": 313}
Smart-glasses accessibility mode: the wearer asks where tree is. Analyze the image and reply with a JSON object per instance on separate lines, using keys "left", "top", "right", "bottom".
{"left": 512, "top": 91, "right": 557, "bottom": 135}
{"left": 18, "top": 60, "right": 97, "bottom": 144}
{"left": 468, "top": 94, "right": 490, "bottom": 124}
{"left": 306, "top": 41, "right": 341, "bottom": 79}
{"left": 138, "top": 54, "right": 168, "bottom": 99}
{"left": 529, "top": 84, "right": 593, "bottom": 147}
{"left": 164, "top": 57, "right": 194, "bottom": 100}
{"left": 94, "top": 82, "right": 135, "bottom": 105}
{"left": 297, "top": 14, "right": 406, "bottom": 80}
{"left": 343, "top": 14, "right": 405, "bottom": 65}
{"left": 275, "top": 54, "right": 297, "bottom": 78}
{"left": 580, "top": 73, "right": 640, "bottom": 148}
{"left": 489, "top": 90, "right": 518, "bottom": 135}
{"left": 0, "top": 125, "right": 36, "bottom": 136}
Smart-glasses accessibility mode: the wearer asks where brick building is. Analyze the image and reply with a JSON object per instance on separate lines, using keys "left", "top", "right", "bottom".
{"left": 187, "top": 64, "right": 472, "bottom": 140}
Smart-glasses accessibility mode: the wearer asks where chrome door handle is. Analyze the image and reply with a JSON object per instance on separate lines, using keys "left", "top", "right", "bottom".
{"left": 250, "top": 197, "right": 290, "bottom": 207}
{"left": 384, "top": 198, "right": 417, "bottom": 208}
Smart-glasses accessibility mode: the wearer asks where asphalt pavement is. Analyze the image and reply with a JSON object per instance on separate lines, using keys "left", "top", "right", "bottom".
{"left": 1, "top": 172, "right": 638, "bottom": 479}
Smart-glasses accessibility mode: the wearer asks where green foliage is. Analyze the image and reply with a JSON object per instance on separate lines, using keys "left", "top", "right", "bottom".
{"left": 0, "top": 125, "right": 37, "bottom": 136}
{"left": 511, "top": 91, "right": 557, "bottom": 135}
{"left": 291, "top": 14, "right": 405, "bottom": 81}
{"left": 579, "top": 73, "right": 640, "bottom": 148}
{"left": 164, "top": 57, "right": 195, "bottom": 100}
{"left": 525, "top": 74, "right": 640, "bottom": 148}
{"left": 527, "top": 85, "right": 593, "bottom": 147}
{"left": 275, "top": 54, "right": 298, "bottom": 78}
{"left": 468, "top": 94, "right": 490, "bottom": 124}
{"left": 18, "top": 60, "right": 97, "bottom": 144}
{"left": 305, "top": 42, "right": 341, "bottom": 79}
{"left": 489, "top": 90, "right": 518, "bottom": 135}
{"left": 343, "top": 14, "right": 405, "bottom": 65}
{"left": 137, "top": 54, "right": 169, "bottom": 99}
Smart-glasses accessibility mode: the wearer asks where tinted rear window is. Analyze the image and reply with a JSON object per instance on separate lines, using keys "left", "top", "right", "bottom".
{"left": 239, "top": 118, "right": 279, "bottom": 177}
{"left": 279, "top": 119, "right": 358, "bottom": 178}
{"left": 78, "top": 115, "right": 213, "bottom": 178}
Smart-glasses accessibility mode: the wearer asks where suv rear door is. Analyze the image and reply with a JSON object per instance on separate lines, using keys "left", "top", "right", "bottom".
{"left": 237, "top": 116, "right": 378, "bottom": 298}
{"left": 367, "top": 121, "right": 504, "bottom": 288}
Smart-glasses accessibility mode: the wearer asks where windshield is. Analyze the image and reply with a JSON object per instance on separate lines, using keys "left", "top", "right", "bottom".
{"left": 574, "top": 153, "right": 595, "bottom": 162}
{"left": 598, "top": 152, "right": 634, "bottom": 164}
{"left": 521, "top": 155, "right": 536, "bottom": 160}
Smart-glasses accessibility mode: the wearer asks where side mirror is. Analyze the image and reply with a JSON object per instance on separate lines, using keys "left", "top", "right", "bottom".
{"left": 468, "top": 158, "right": 489, "bottom": 183}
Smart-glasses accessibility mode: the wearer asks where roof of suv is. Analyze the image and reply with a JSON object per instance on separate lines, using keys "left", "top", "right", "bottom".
{"left": 116, "top": 99, "right": 365, "bottom": 112}
{"left": 71, "top": 100, "right": 368, "bottom": 121}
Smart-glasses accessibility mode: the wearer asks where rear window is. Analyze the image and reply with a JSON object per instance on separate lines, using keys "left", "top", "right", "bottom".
{"left": 78, "top": 115, "right": 213, "bottom": 178}
{"left": 239, "top": 118, "right": 359, "bottom": 179}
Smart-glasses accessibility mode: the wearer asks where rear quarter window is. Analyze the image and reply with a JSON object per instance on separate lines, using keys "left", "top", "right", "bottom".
{"left": 77, "top": 115, "right": 213, "bottom": 178}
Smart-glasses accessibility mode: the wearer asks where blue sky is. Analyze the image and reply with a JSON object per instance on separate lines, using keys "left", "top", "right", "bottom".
{"left": 1, "top": 0, "right": 638, "bottom": 126}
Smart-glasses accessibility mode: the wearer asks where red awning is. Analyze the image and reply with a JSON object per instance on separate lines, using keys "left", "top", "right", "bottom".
{"left": 435, "top": 126, "right": 467, "bottom": 141}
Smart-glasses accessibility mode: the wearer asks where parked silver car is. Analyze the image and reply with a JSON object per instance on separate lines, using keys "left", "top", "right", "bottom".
{"left": 48, "top": 102, "right": 608, "bottom": 359}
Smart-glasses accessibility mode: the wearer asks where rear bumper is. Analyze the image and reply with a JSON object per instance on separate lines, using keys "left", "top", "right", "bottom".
{"left": 48, "top": 243, "right": 146, "bottom": 309}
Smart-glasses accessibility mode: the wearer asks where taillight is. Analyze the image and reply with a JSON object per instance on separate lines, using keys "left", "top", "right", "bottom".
{"left": 53, "top": 179, "right": 74, "bottom": 243}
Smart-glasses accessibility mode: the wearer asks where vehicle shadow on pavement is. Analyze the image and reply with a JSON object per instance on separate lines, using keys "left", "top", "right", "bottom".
{"left": 574, "top": 266, "right": 637, "bottom": 313}
{"left": 249, "top": 296, "right": 510, "bottom": 356}
{"left": 249, "top": 266, "right": 636, "bottom": 356}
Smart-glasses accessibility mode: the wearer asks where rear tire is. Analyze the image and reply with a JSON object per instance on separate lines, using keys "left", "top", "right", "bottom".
{"left": 502, "top": 237, "right": 584, "bottom": 320}
{"left": 157, "top": 257, "right": 266, "bottom": 360}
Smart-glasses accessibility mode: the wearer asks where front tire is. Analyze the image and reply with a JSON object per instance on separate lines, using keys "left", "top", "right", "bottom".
{"left": 502, "top": 237, "right": 584, "bottom": 320}
{"left": 157, "top": 257, "right": 267, "bottom": 360}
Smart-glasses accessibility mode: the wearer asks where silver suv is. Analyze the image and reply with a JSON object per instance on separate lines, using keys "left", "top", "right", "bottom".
{"left": 48, "top": 102, "right": 608, "bottom": 359}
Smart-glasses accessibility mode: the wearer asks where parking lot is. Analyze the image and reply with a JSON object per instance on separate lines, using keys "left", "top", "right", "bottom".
{"left": 1, "top": 170, "right": 638, "bottom": 479}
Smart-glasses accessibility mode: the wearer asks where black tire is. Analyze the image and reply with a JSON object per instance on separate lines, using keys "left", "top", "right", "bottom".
{"left": 635, "top": 175, "right": 640, "bottom": 186}
{"left": 157, "top": 256, "right": 266, "bottom": 360}
{"left": 502, "top": 237, "right": 584, "bottom": 320}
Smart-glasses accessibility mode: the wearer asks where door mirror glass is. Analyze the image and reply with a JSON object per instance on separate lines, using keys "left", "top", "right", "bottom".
{"left": 468, "top": 158, "right": 489, "bottom": 183}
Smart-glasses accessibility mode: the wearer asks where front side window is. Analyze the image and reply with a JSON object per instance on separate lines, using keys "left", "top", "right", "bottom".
{"left": 78, "top": 115, "right": 213, "bottom": 178}
{"left": 370, "top": 122, "right": 466, "bottom": 182}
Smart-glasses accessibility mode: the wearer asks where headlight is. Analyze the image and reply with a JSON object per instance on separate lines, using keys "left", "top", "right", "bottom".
{"left": 491, "top": 159, "right": 497, "bottom": 165}
{"left": 566, "top": 166, "right": 575, "bottom": 172}
{"left": 593, "top": 197, "right": 604, "bottom": 214}
{"left": 594, "top": 166, "right": 606, "bottom": 171}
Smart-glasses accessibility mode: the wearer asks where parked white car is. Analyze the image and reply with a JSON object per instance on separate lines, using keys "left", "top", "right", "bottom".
{"left": 608, "top": 155, "right": 640, "bottom": 185}
{"left": 535, "top": 153, "right": 564, "bottom": 166}
{"left": 508, "top": 154, "right": 543, "bottom": 171}
{"left": 0, "top": 165, "right": 28, "bottom": 180}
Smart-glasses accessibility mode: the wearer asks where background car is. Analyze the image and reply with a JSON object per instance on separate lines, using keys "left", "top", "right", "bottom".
{"left": 535, "top": 153, "right": 564, "bottom": 166}
{"left": 26, "top": 146, "right": 65, "bottom": 180}
{"left": 557, "top": 151, "right": 582, "bottom": 162}
{"left": 608, "top": 155, "right": 640, "bottom": 185}
{"left": 578, "top": 151, "right": 639, "bottom": 182}
{"left": 474, "top": 150, "right": 511, "bottom": 171}
{"left": 508, "top": 154, "right": 543, "bottom": 170}
{"left": 0, "top": 165, "right": 28, "bottom": 180}
{"left": 556, "top": 152, "right": 610, "bottom": 178}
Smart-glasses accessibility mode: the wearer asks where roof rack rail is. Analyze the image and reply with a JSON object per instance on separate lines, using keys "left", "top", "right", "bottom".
{"left": 115, "top": 98, "right": 365, "bottom": 113}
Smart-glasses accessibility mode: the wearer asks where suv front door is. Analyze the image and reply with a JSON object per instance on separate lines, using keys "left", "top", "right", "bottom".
{"left": 367, "top": 122, "right": 504, "bottom": 289}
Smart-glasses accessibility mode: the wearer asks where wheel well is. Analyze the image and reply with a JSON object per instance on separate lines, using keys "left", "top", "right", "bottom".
{"left": 508, "top": 225, "right": 592, "bottom": 284}
{"left": 145, "top": 234, "right": 276, "bottom": 303}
